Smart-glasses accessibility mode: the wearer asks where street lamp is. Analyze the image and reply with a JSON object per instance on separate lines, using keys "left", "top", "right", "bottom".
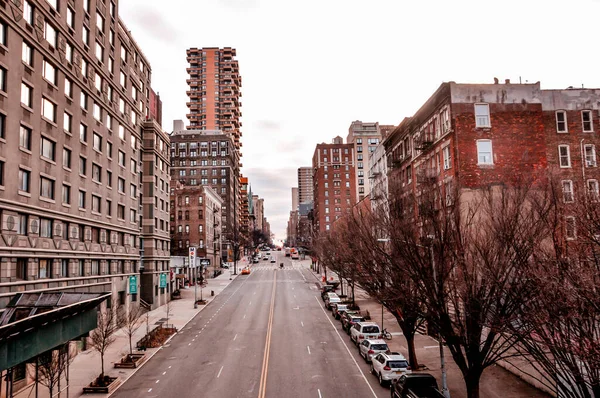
{"left": 376, "top": 238, "right": 389, "bottom": 330}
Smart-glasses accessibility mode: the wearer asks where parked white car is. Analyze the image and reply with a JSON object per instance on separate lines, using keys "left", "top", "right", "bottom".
{"left": 358, "top": 339, "right": 389, "bottom": 363}
{"left": 350, "top": 322, "right": 382, "bottom": 345}
{"left": 370, "top": 352, "right": 411, "bottom": 386}
{"left": 325, "top": 293, "right": 341, "bottom": 310}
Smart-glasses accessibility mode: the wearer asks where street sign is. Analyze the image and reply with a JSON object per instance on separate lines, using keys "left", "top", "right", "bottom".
{"left": 129, "top": 275, "right": 137, "bottom": 294}
{"left": 189, "top": 246, "right": 196, "bottom": 268}
{"left": 159, "top": 273, "right": 167, "bottom": 288}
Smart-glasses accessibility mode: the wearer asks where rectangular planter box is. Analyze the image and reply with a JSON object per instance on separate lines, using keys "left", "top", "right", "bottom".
{"left": 114, "top": 353, "right": 147, "bottom": 369}
{"left": 82, "top": 377, "right": 121, "bottom": 394}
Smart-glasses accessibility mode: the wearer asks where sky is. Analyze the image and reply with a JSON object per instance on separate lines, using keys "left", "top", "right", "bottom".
{"left": 120, "top": 0, "right": 600, "bottom": 241}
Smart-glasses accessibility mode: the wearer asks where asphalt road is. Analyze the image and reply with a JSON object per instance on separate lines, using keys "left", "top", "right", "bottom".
{"left": 113, "top": 251, "right": 389, "bottom": 398}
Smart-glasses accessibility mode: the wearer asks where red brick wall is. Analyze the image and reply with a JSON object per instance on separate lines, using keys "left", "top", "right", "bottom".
{"left": 453, "top": 103, "right": 547, "bottom": 188}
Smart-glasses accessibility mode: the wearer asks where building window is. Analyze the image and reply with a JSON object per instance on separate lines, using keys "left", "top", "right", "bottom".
{"left": 584, "top": 144, "right": 597, "bottom": 167}
{"left": 118, "top": 151, "right": 125, "bottom": 167}
{"left": 92, "top": 163, "right": 101, "bottom": 182}
{"left": 80, "top": 91, "right": 87, "bottom": 109}
{"left": 93, "top": 103, "right": 102, "bottom": 121}
{"left": 82, "top": 26, "right": 89, "bottom": 46}
{"left": 42, "top": 60, "right": 57, "bottom": 85}
{"left": 44, "top": 21, "right": 57, "bottom": 48}
{"left": 19, "top": 126, "right": 32, "bottom": 150}
{"left": 78, "top": 190, "right": 85, "bottom": 208}
{"left": 42, "top": 98, "right": 56, "bottom": 122}
{"left": 476, "top": 140, "right": 493, "bottom": 165}
{"left": 61, "top": 259, "right": 69, "bottom": 277}
{"left": 118, "top": 177, "right": 125, "bottom": 193}
{"left": 565, "top": 216, "right": 576, "bottom": 240}
{"left": 66, "top": 7, "right": 74, "bottom": 28}
{"left": 106, "top": 199, "right": 112, "bottom": 216}
{"left": 64, "top": 112, "right": 72, "bottom": 132}
{"left": 22, "top": 42, "right": 33, "bottom": 66}
{"left": 39, "top": 259, "right": 52, "bottom": 279}
{"left": 41, "top": 137, "right": 56, "bottom": 160}
{"left": 40, "top": 218, "right": 52, "bottom": 238}
{"left": 62, "top": 184, "right": 70, "bottom": 204}
{"left": 582, "top": 110, "right": 593, "bottom": 132}
{"left": 474, "top": 103, "right": 490, "bottom": 128}
{"left": 21, "top": 83, "right": 32, "bottom": 108}
{"left": 556, "top": 111, "right": 567, "bottom": 133}
{"left": 40, "top": 177, "right": 55, "bottom": 200}
{"left": 80, "top": 123, "right": 87, "bottom": 142}
{"left": 0, "top": 67, "right": 6, "bottom": 92}
{"left": 587, "top": 179, "right": 599, "bottom": 202}
{"left": 562, "top": 180, "right": 574, "bottom": 203}
{"left": 117, "top": 204, "right": 125, "bottom": 220}
{"left": 558, "top": 145, "right": 571, "bottom": 168}
{"left": 130, "top": 184, "right": 136, "bottom": 197}
{"left": 19, "top": 169, "right": 30, "bottom": 192}
{"left": 91, "top": 260, "right": 99, "bottom": 275}
{"left": 130, "top": 209, "right": 136, "bottom": 223}
{"left": 79, "top": 259, "right": 85, "bottom": 276}
{"left": 62, "top": 147, "right": 71, "bottom": 168}
{"left": 24, "top": 1, "right": 34, "bottom": 25}
{"left": 93, "top": 133, "right": 102, "bottom": 152}
{"left": 79, "top": 156, "right": 86, "bottom": 175}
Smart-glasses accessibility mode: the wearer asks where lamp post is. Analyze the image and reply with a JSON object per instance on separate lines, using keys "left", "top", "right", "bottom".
{"left": 428, "top": 240, "right": 450, "bottom": 398}
{"left": 376, "top": 238, "right": 389, "bottom": 330}
{"left": 193, "top": 257, "right": 198, "bottom": 309}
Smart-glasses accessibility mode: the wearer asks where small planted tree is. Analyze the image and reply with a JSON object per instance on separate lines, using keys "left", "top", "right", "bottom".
{"left": 123, "top": 304, "right": 145, "bottom": 355}
{"left": 89, "top": 307, "right": 124, "bottom": 383}
{"left": 30, "top": 343, "right": 72, "bottom": 397}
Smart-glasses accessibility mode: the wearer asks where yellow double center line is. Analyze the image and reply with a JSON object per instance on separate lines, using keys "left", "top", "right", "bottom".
{"left": 258, "top": 271, "right": 277, "bottom": 398}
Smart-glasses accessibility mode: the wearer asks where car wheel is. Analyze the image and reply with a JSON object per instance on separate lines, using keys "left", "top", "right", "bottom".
{"left": 370, "top": 364, "right": 375, "bottom": 375}
{"left": 379, "top": 373, "right": 384, "bottom": 386}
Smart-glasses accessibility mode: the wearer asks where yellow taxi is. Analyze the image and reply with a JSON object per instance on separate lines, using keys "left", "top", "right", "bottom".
{"left": 241, "top": 267, "right": 251, "bottom": 275}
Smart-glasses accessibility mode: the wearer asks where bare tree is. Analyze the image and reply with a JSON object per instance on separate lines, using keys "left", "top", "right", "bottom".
{"left": 29, "top": 343, "right": 72, "bottom": 397}
{"left": 123, "top": 304, "right": 145, "bottom": 355}
{"left": 89, "top": 307, "right": 124, "bottom": 379}
{"left": 509, "top": 175, "right": 600, "bottom": 398}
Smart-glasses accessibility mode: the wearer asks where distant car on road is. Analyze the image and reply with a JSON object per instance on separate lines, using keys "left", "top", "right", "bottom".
{"left": 253, "top": 258, "right": 259, "bottom": 264}
{"left": 241, "top": 267, "right": 251, "bottom": 275}
{"left": 370, "top": 352, "right": 411, "bottom": 386}
{"left": 270, "top": 257, "right": 276, "bottom": 263}
{"left": 358, "top": 339, "right": 389, "bottom": 363}
{"left": 263, "top": 255, "right": 269, "bottom": 261}
{"left": 390, "top": 373, "right": 444, "bottom": 398}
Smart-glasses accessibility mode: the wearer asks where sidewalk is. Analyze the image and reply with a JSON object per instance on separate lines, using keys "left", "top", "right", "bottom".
{"left": 15, "top": 260, "right": 246, "bottom": 398}
{"left": 303, "top": 260, "right": 551, "bottom": 398}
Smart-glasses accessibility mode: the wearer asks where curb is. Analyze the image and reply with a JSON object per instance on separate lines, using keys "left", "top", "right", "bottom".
{"left": 107, "top": 275, "right": 239, "bottom": 397}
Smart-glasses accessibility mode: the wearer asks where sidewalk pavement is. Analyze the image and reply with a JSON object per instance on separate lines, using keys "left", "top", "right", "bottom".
{"left": 303, "top": 260, "right": 551, "bottom": 398}
{"left": 15, "top": 260, "right": 247, "bottom": 398}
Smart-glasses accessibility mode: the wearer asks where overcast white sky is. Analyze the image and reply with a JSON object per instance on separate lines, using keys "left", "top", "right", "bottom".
{"left": 121, "top": 0, "right": 600, "bottom": 240}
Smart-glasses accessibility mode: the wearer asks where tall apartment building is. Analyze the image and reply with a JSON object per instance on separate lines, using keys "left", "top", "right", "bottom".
{"left": 312, "top": 137, "right": 357, "bottom": 233}
{"left": 0, "top": 0, "right": 170, "bottom": 390}
{"left": 240, "top": 175, "right": 249, "bottom": 250}
{"left": 170, "top": 185, "right": 223, "bottom": 275}
{"left": 185, "top": 47, "right": 242, "bottom": 150}
{"left": 297, "top": 166, "right": 313, "bottom": 205}
{"left": 385, "top": 80, "right": 600, "bottom": 243}
{"left": 347, "top": 121, "right": 382, "bottom": 201}
{"left": 169, "top": 121, "right": 239, "bottom": 264}
{"left": 140, "top": 120, "right": 171, "bottom": 307}
{"left": 252, "top": 195, "right": 264, "bottom": 233}
{"left": 291, "top": 187, "right": 299, "bottom": 211}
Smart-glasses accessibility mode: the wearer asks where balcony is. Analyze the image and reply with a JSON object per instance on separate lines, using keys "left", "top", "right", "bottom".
{"left": 414, "top": 131, "right": 435, "bottom": 151}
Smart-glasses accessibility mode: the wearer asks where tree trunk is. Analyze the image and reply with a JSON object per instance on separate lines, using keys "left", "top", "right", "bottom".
{"left": 351, "top": 282, "right": 355, "bottom": 306}
{"left": 100, "top": 352, "right": 105, "bottom": 378}
{"left": 129, "top": 337, "right": 133, "bottom": 355}
{"left": 465, "top": 369, "right": 482, "bottom": 398}
{"left": 404, "top": 331, "right": 419, "bottom": 370}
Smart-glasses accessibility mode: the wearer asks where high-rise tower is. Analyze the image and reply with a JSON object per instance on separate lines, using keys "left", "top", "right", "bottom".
{"left": 185, "top": 47, "right": 242, "bottom": 151}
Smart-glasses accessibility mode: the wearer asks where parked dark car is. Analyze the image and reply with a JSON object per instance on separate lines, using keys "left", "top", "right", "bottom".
{"left": 320, "top": 285, "right": 336, "bottom": 300}
{"left": 390, "top": 373, "right": 445, "bottom": 398}
{"left": 340, "top": 312, "right": 366, "bottom": 334}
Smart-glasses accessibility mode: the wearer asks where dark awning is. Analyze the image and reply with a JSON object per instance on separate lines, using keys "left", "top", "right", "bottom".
{"left": 0, "top": 292, "right": 110, "bottom": 371}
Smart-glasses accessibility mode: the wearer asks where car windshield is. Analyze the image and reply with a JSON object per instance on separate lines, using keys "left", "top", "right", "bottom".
{"left": 388, "top": 360, "right": 409, "bottom": 369}
{"left": 352, "top": 317, "right": 365, "bottom": 322}
{"left": 371, "top": 344, "right": 388, "bottom": 350}
{"left": 363, "top": 326, "right": 380, "bottom": 333}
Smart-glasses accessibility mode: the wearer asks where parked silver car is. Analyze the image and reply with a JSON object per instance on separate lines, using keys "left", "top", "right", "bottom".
{"left": 358, "top": 339, "right": 389, "bottom": 363}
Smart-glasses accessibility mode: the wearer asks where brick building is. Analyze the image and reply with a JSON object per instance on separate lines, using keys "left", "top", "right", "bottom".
{"left": 347, "top": 121, "right": 382, "bottom": 201}
{"left": 385, "top": 81, "right": 600, "bottom": 242}
{"left": 170, "top": 185, "right": 222, "bottom": 275}
{"left": 169, "top": 122, "right": 239, "bottom": 264}
{"left": 312, "top": 136, "right": 357, "bottom": 234}
{"left": 298, "top": 166, "right": 313, "bottom": 205}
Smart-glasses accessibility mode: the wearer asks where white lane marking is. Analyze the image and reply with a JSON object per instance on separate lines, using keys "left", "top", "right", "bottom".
{"left": 155, "top": 380, "right": 160, "bottom": 384}
{"left": 249, "top": 301, "right": 252, "bottom": 305}
{"left": 233, "top": 333, "right": 238, "bottom": 341}
{"left": 314, "top": 296, "right": 378, "bottom": 397}
{"left": 294, "top": 295, "right": 296, "bottom": 298}
{"left": 148, "top": 388, "right": 153, "bottom": 393}
{"left": 424, "top": 345, "right": 439, "bottom": 349}
{"left": 192, "top": 339, "right": 195, "bottom": 342}
{"left": 188, "top": 343, "right": 191, "bottom": 346}
{"left": 243, "top": 314, "right": 246, "bottom": 319}
{"left": 217, "top": 365, "right": 224, "bottom": 378}
{"left": 318, "top": 389, "right": 322, "bottom": 398}
{"left": 168, "top": 366, "right": 172, "bottom": 369}
{"left": 307, "top": 345, "right": 311, "bottom": 355}
{"left": 301, "top": 321, "right": 304, "bottom": 327}
{"left": 162, "top": 371, "right": 166, "bottom": 375}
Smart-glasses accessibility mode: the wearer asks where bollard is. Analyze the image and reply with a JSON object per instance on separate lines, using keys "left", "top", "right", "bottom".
{"left": 211, "top": 290, "right": 214, "bottom": 296}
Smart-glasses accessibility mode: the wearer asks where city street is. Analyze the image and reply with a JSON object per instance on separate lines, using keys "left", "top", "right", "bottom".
{"left": 112, "top": 251, "right": 388, "bottom": 398}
